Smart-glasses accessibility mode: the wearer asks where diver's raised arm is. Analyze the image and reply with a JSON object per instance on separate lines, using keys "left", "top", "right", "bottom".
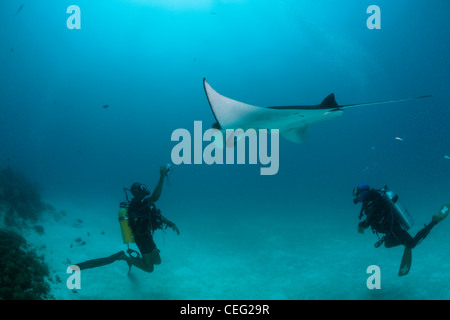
{"left": 148, "top": 166, "right": 169, "bottom": 203}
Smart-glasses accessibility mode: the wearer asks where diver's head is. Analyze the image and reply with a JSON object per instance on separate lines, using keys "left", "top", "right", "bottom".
{"left": 353, "top": 183, "right": 370, "bottom": 204}
{"left": 130, "top": 182, "right": 150, "bottom": 200}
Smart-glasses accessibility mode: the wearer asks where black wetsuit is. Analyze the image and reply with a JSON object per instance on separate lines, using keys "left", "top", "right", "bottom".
{"left": 359, "top": 189, "right": 436, "bottom": 249}
{"left": 128, "top": 197, "right": 165, "bottom": 255}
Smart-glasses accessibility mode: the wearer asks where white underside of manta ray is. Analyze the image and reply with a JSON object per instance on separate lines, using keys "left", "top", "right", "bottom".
{"left": 203, "top": 78, "right": 431, "bottom": 143}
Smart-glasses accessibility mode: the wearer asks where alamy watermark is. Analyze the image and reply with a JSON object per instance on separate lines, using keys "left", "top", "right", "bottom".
{"left": 367, "top": 5, "right": 381, "bottom": 30}
{"left": 66, "top": 263, "right": 382, "bottom": 291}
{"left": 66, "top": 265, "right": 81, "bottom": 290}
{"left": 170, "top": 121, "right": 280, "bottom": 175}
{"left": 366, "top": 265, "right": 381, "bottom": 289}
{"left": 66, "top": 5, "right": 81, "bottom": 30}
{"left": 65, "top": 4, "right": 380, "bottom": 30}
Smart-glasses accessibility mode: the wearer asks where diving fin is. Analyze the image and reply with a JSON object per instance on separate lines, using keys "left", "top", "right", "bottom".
{"left": 125, "top": 247, "right": 141, "bottom": 274}
{"left": 75, "top": 251, "right": 126, "bottom": 271}
{"left": 398, "top": 247, "right": 412, "bottom": 276}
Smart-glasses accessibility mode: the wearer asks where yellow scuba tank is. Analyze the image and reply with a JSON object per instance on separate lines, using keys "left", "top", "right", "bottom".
{"left": 118, "top": 202, "right": 135, "bottom": 244}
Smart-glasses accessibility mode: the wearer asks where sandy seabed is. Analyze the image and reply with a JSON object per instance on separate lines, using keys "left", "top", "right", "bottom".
{"left": 19, "top": 200, "right": 450, "bottom": 300}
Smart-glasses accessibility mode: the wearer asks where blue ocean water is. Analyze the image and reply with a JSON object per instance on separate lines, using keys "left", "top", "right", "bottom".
{"left": 1, "top": 0, "right": 449, "bottom": 300}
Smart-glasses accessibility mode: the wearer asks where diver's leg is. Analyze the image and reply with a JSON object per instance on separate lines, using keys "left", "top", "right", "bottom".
{"left": 121, "top": 254, "right": 154, "bottom": 273}
{"left": 409, "top": 221, "right": 437, "bottom": 248}
{"left": 384, "top": 234, "right": 402, "bottom": 248}
{"left": 122, "top": 235, "right": 160, "bottom": 273}
{"left": 389, "top": 220, "right": 437, "bottom": 249}
{"left": 396, "top": 226, "right": 417, "bottom": 249}
{"left": 147, "top": 248, "right": 161, "bottom": 265}
{"left": 384, "top": 222, "right": 404, "bottom": 248}
{"left": 120, "top": 248, "right": 160, "bottom": 273}
{"left": 407, "top": 206, "right": 449, "bottom": 248}
{"left": 385, "top": 220, "right": 422, "bottom": 249}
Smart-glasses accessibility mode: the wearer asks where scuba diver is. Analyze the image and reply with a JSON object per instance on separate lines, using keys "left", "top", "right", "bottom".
{"left": 122, "top": 167, "right": 180, "bottom": 273}
{"left": 353, "top": 183, "right": 449, "bottom": 275}
{"left": 74, "top": 165, "right": 180, "bottom": 273}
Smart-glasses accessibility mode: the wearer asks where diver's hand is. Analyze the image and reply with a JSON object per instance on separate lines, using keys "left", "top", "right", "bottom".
{"left": 160, "top": 166, "right": 170, "bottom": 177}
{"left": 166, "top": 221, "right": 180, "bottom": 235}
{"left": 171, "top": 223, "right": 180, "bottom": 235}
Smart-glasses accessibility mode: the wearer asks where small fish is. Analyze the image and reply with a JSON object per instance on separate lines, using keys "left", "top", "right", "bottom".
{"left": 395, "top": 137, "right": 404, "bottom": 141}
{"left": 15, "top": 4, "right": 24, "bottom": 16}
{"left": 103, "top": 104, "right": 109, "bottom": 109}
{"left": 444, "top": 155, "right": 450, "bottom": 160}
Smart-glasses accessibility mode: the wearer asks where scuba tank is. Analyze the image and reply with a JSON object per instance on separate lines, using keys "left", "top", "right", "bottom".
{"left": 118, "top": 201, "right": 135, "bottom": 244}
{"left": 381, "top": 186, "right": 415, "bottom": 231}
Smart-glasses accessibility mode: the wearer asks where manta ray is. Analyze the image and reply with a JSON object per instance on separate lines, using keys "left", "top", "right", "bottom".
{"left": 203, "top": 78, "right": 431, "bottom": 143}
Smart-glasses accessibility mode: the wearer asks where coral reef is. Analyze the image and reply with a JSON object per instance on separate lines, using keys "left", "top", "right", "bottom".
{"left": 0, "top": 167, "right": 56, "bottom": 299}
{"left": 0, "top": 167, "right": 46, "bottom": 224}
{"left": 0, "top": 229, "right": 52, "bottom": 300}
{"left": 33, "top": 225, "right": 45, "bottom": 235}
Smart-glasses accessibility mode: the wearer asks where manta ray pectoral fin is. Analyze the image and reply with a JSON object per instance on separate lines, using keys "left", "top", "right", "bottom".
{"left": 280, "top": 127, "right": 309, "bottom": 144}
{"left": 203, "top": 78, "right": 262, "bottom": 129}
